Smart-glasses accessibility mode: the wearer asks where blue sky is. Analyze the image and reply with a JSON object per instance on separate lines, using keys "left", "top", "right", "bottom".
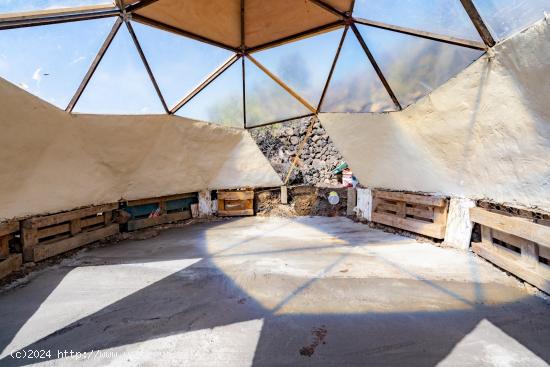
{"left": 0, "top": 0, "right": 547, "bottom": 126}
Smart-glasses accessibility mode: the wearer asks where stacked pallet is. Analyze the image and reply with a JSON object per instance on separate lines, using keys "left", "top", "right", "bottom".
{"left": 218, "top": 190, "right": 254, "bottom": 217}
{"left": 124, "top": 193, "right": 197, "bottom": 231}
{"left": 21, "top": 203, "right": 119, "bottom": 262}
{"left": 470, "top": 207, "right": 550, "bottom": 293}
{"left": 372, "top": 190, "right": 449, "bottom": 239}
{"left": 0, "top": 221, "right": 22, "bottom": 280}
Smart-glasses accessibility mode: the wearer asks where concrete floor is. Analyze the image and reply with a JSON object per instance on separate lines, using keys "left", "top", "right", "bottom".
{"left": 0, "top": 217, "right": 549, "bottom": 366}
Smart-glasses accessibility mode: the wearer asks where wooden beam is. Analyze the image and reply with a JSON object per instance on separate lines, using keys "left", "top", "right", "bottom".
{"left": 125, "top": 19, "right": 169, "bottom": 113}
{"left": 240, "top": 0, "right": 245, "bottom": 48}
{"left": 353, "top": 17, "right": 487, "bottom": 51}
{"left": 246, "top": 54, "right": 317, "bottom": 114}
{"left": 131, "top": 13, "right": 239, "bottom": 52}
{"left": 350, "top": 23, "right": 402, "bottom": 110}
{"left": 459, "top": 0, "right": 496, "bottom": 47}
{"left": 247, "top": 20, "right": 344, "bottom": 53}
{"left": 170, "top": 54, "right": 240, "bottom": 114}
{"left": 245, "top": 113, "right": 315, "bottom": 129}
{"left": 66, "top": 17, "right": 123, "bottom": 113}
{"left": 308, "top": 0, "right": 346, "bottom": 18}
{"left": 318, "top": 25, "right": 348, "bottom": 112}
{"left": 0, "top": 5, "right": 119, "bottom": 30}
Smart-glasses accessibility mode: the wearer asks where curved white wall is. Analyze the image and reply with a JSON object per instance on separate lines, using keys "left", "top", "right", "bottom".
{"left": 320, "top": 18, "right": 550, "bottom": 211}
{"left": 0, "top": 77, "right": 281, "bottom": 220}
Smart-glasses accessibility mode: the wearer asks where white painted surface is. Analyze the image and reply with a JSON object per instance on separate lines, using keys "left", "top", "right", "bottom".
{"left": 444, "top": 198, "right": 476, "bottom": 251}
{"left": 356, "top": 188, "right": 373, "bottom": 221}
{"left": 198, "top": 190, "right": 213, "bottom": 217}
{"left": 320, "top": 19, "right": 550, "bottom": 211}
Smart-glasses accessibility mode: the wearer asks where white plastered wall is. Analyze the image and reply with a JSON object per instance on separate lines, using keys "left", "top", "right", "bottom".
{"left": 320, "top": 18, "right": 550, "bottom": 212}
{"left": 0, "top": 77, "right": 281, "bottom": 220}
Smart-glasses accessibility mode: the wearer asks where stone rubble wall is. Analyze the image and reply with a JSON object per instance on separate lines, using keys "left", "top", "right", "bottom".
{"left": 249, "top": 117, "right": 345, "bottom": 186}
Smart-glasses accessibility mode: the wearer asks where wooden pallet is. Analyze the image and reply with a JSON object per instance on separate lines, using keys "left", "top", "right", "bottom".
{"left": 21, "top": 204, "right": 119, "bottom": 262}
{"left": 125, "top": 193, "right": 196, "bottom": 231}
{"left": 372, "top": 190, "right": 449, "bottom": 239}
{"left": 0, "top": 221, "right": 22, "bottom": 280}
{"left": 218, "top": 190, "right": 254, "bottom": 217}
{"left": 470, "top": 207, "right": 550, "bottom": 294}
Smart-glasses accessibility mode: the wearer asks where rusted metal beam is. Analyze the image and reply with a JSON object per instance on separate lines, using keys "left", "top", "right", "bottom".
{"left": 247, "top": 20, "right": 344, "bottom": 53}
{"left": 170, "top": 54, "right": 240, "bottom": 114}
{"left": 308, "top": 0, "right": 346, "bottom": 18}
{"left": 317, "top": 26, "right": 348, "bottom": 112}
{"left": 125, "top": 19, "right": 169, "bottom": 113}
{"left": 240, "top": 0, "right": 245, "bottom": 48}
{"left": 131, "top": 13, "right": 239, "bottom": 52}
{"left": 66, "top": 17, "right": 123, "bottom": 113}
{"left": 459, "top": 0, "right": 496, "bottom": 47}
{"left": 0, "top": 5, "right": 119, "bottom": 30}
{"left": 353, "top": 17, "right": 486, "bottom": 50}
{"left": 125, "top": 0, "right": 160, "bottom": 12}
{"left": 246, "top": 54, "right": 317, "bottom": 114}
{"left": 350, "top": 24, "right": 402, "bottom": 110}
{"left": 241, "top": 57, "right": 247, "bottom": 129}
{"left": 245, "top": 113, "right": 315, "bottom": 129}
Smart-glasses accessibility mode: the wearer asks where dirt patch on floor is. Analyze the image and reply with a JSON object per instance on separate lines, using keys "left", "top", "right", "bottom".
{"left": 255, "top": 186, "right": 349, "bottom": 217}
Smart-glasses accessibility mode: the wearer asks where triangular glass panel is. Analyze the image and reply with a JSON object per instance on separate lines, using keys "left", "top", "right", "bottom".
{"left": 0, "top": 1, "right": 114, "bottom": 15}
{"left": 74, "top": 23, "right": 165, "bottom": 114}
{"left": 353, "top": 0, "right": 482, "bottom": 42}
{"left": 176, "top": 59, "right": 244, "bottom": 128}
{"left": 321, "top": 31, "right": 396, "bottom": 113}
{"left": 131, "top": 21, "right": 234, "bottom": 108}
{"left": 357, "top": 24, "right": 485, "bottom": 108}
{"left": 0, "top": 18, "right": 115, "bottom": 109}
{"left": 245, "top": 58, "right": 311, "bottom": 127}
{"left": 473, "top": 0, "right": 549, "bottom": 40}
{"left": 252, "top": 28, "right": 344, "bottom": 108}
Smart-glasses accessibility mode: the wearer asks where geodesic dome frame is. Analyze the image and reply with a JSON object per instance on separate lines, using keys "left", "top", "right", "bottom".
{"left": 0, "top": 0, "right": 541, "bottom": 128}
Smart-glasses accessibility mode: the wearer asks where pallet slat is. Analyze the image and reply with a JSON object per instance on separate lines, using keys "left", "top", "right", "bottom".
{"left": 372, "top": 212, "right": 446, "bottom": 239}
{"left": 470, "top": 207, "right": 550, "bottom": 249}
{"left": 33, "top": 224, "right": 119, "bottom": 262}
{"left": 26, "top": 203, "right": 118, "bottom": 227}
{"left": 127, "top": 210, "right": 191, "bottom": 231}
{"left": 0, "top": 254, "right": 22, "bottom": 280}
{"left": 218, "top": 190, "right": 254, "bottom": 217}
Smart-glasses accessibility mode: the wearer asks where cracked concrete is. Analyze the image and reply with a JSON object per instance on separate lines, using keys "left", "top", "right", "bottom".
{"left": 0, "top": 217, "right": 549, "bottom": 366}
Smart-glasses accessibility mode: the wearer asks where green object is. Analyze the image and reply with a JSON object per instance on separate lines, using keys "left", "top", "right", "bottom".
{"left": 331, "top": 162, "right": 348, "bottom": 175}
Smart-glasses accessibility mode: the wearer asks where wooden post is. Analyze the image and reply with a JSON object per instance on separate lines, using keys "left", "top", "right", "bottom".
{"left": 280, "top": 186, "right": 288, "bottom": 204}
{"left": 70, "top": 218, "right": 82, "bottom": 236}
{"left": 347, "top": 188, "right": 356, "bottom": 216}
{"left": 21, "top": 221, "right": 38, "bottom": 262}
{"left": 0, "top": 236, "right": 9, "bottom": 260}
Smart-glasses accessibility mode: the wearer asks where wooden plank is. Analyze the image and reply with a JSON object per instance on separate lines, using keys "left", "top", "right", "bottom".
{"left": 0, "top": 221, "right": 19, "bottom": 238}
{"left": 126, "top": 193, "right": 196, "bottom": 207}
{"left": 347, "top": 188, "right": 357, "bottom": 216}
{"left": 37, "top": 223, "right": 70, "bottom": 239}
{"left": 372, "top": 212, "right": 446, "bottom": 239}
{"left": 374, "top": 190, "right": 447, "bottom": 207}
{"left": 470, "top": 207, "right": 550, "bottom": 249}
{"left": 218, "top": 209, "right": 254, "bottom": 217}
{"left": 70, "top": 218, "right": 82, "bottom": 236}
{"left": 376, "top": 202, "right": 398, "bottom": 214}
{"left": 21, "top": 225, "right": 38, "bottom": 262}
{"left": 540, "top": 246, "right": 550, "bottom": 261}
{"left": 127, "top": 210, "right": 191, "bottom": 231}
{"left": 0, "top": 254, "right": 22, "bottom": 280}
{"left": 0, "top": 236, "right": 10, "bottom": 260}
{"left": 433, "top": 205, "right": 449, "bottom": 227}
{"left": 33, "top": 224, "right": 119, "bottom": 262}
{"left": 473, "top": 241, "right": 550, "bottom": 294}
{"left": 407, "top": 206, "right": 434, "bottom": 221}
{"left": 281, "top": 186, "right": 288, "bottom": 204}
{"left": 82, "top": 215, "right": 106, "bottom": 228}
{"left": 218, "top": 191, "right": 254, "bottom": 200}
{"left": 27, "top": 203, "right": 118, "bottom": 227}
